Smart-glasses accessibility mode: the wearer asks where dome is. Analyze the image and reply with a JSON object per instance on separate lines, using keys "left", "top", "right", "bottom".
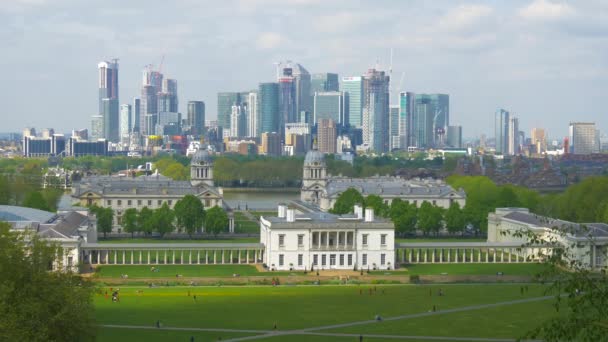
{"left": 191, "top": 149, "right": 212, "bottom": 165}
{"left": 304, "top": 150, "right": 325, "bottom": 165}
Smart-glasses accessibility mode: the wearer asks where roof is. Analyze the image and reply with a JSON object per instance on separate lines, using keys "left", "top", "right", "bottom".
{"left": 304, "top": 150, "right": 325, "bottom": 165}
{"left": 72, "top": 175, "right": 221, "bottom": 197}
{"left": 0, "top": 205, "right": 56, "bottom": 223}
{"left": 191, "top": 148, "right": 212, "bottom": 164}
{"left": 262, "top": 211, "right": 393, "bottom": 230}
{"left": 502, "top": 210, "right": 608, "bottom": 239}
{"left": 325, "top": 177, "right": 466, "bottom": 199}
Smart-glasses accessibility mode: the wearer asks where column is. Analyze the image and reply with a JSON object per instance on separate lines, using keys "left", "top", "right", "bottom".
{"left": 432, "top": 249, "right": 435, "bottom": 263}
{"left": 189, "top": 251, "right": 192, "bottom": 264}
{"left": 172, "top": 251, "right": 175, "bottom": 264}
{"left": 197, "top": 251, "right": 201, "bottom": 264}
{"left": 238, "top": 250, "right": 241, "bottom": 264}
{"left": 508, "top": 248, "right": 512, "bottom": 263}
{"left": 448, "top": 249, "right": 451, "bottom": 263}
{"left": 214, "top": 250, "right": 217, "bottom": 264}
{"left": 131, "top": 251, "right": 134, "bottom": 264}
{"left": 326, "top": 232, "right": 329, "bottom": 249}
{"left": 148, "top": 251, "right": 151, "bottom": 265}
{"left": 222, "top": 250, "right": 225, "bottom": 264}
{"left": 96, "top": 251, "right": 100, "bottom": 265}
{"left": 493, "top": 249, "right": 496, "bottom": 263}
{"left": 440, "top": 249, "right": 444, "bottom": 263}
{"left": 416, "top": 249, "right": 420, "bottom": 263}
{"left": 205, "top": 251, "right": 209, "bottom": 264}
{"left": 246, "top": 250, "right": 250, "bottom": 264}
{"left": 164, "top": 251, "right": 167, "bottom": 264}
{"left": 424, "top": 249, "right": 428, "bottom": 263}
{"left": 409, "top": 249, "right": 413, "bottom": 263}
{"left": 254, "top": 250, "right": 258, "bottom": 263}
{"left": 470, "top": 249, "right": 474, "bottom": 263}
{"left": 485, "top": 249, "right": 489, "bottom": 263}
{"left": 501, "top": 249, "right": 504, "bottom": 262}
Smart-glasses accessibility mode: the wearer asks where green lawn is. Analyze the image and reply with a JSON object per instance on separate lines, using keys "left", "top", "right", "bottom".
{"left": 234, "top": 212, "right": 260, "bottom": 234}
{"left": 96, "top": 265, "right": 263, "bottom": 278}
{"left": 98, "top": 238, "right": 259, "bottom": 244}
{"left": 395, "top": 237, "right": 486, "bottom": 243}
{"left": 98, "top": 327, "right": 256, "bottom": 342}
{"left": 94, "top": 284, "right": 550, "bottom": 332}
{"left": 371, "top": 263, "right": 549, "bottom": 276}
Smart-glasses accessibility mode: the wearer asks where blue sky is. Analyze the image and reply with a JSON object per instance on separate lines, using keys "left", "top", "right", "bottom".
{"left": 1, "top": 0, "right": 607, "bottom": 139}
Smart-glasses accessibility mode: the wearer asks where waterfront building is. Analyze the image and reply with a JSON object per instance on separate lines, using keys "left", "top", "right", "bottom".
{"left": 341, "top": 76, "right": 363, "bottom": 128}
{"left": 569, "top": 122, "right": 596, "bottom": 155}
{"left": 300, "top": 150, "right": 466, "bottom": 211}
{"left": 495, "top": 109, "right": 510, "bottom": 155}
{"left": 261, "top": 203, "right": 394, "bottom": 271}
{"left": 66, "top": 138, "right": 108, "bottom": 157}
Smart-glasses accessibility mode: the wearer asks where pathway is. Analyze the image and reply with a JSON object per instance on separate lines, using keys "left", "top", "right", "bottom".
{"left": 101, "top": 295, "right": 552, "bottom": 342}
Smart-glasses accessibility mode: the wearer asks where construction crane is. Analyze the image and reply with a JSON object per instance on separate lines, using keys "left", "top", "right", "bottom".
{"left": 158, "top": 54, "right": 165, "bottom": 74}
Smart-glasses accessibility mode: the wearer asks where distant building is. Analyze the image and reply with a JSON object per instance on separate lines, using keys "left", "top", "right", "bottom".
{"left": 341, "top": 76, "right": 363, "bottom": 128}
{"left": 531, "top": 128, "right": 546, "bottom": 154}
{"left": 313, "top": 91, "right": 348, "bottom": 126}
{"left": 120, "top": 104, "right": 132, "bottom": 142}
{"left": 260, "top": 204, "right": 395, "bottom": 271}
{"left": 285, "top": 122, "right": 311, "bottom": 153}
{"left": 409, "top": 94, "right": 449, "bottom": 148}
{"left": 187, "top": 101, "right": 205, "bottom": 136}
{"left": 300, "top": 150, "right": 466, "bottom": 211}
{"left": 247, "top": 92, "right": 258, "bottom": 137}
{"left": 362, "top": 69, "right": 390, "bottom": 153}
{"left": 132, "top": 98, "right": 141, "bottom": 133}
{"left": 261, "top": 132, "right": 281, "bottom": 156}
{"left": 311, "top": 73, "right": 339, "bottom": 93}
{"left": 389, "top": 105, "right": 400, "bottom": 150}
{"left": 66, "top": 138, "right": 108, "bottom": 157}
{"left": 71, "top": 129, "right": 88, "bottom": 141}
{"left": 569, "top": 122, "right": 596, "bottom": 155}
{"left": 98, "top": 60, "right": 120, "bottom": 142}
{"left": 258, "top": 83, "right": 280, "bottom": 135}
{"left": 508, "top": 116, "right": 519, "bottom": 155}
{"left": 230, "top": 105, "right": 247, "bottom": 138}
{"left": 317, "top": 119, "right": 337, "bottom": 154}
{"left": 447, "top": 126, "right": 462, "bottom": 148}
{"left": 495, "top": 109, "right": 510, "bottom": 155}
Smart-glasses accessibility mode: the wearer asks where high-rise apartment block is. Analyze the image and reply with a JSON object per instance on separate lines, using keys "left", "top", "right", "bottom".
{"left": 230, "top": 105, "right": 247, "bottom": 138}
{"left": 531, "top": 128, "right": 546, "bottom": 154}
{"left": 362, "top": 69, "right": 390, "bottom": 153}
{"left": 508, "top": 116, "right": 519, "bottom": 155}
{"left": 318, "top": 119, "right": 337, "bottom": 154}
{"left": 569, "top": 122, "right": 596, "bottom": 155}
{"left": 261, "top": 132, "right": 281, "bottom": 156}
{"left": 247, "top": 92, "right": 258, "bottom": 138}
{"left": 119, "top": 104, "right": 132, "bottom": 141}
{"left": 447, "top": 126, "right": 463, "bottom": 148}
{"left": 97, "top": 60, "right": 120, "bottom": 142}
{"left": 341, "top": 76, "right": 363, "bottom": 128}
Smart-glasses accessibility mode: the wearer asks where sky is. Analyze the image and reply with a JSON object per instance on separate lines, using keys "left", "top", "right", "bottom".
{"left": 1, "top": 0, "right": 607, "bottom": 140}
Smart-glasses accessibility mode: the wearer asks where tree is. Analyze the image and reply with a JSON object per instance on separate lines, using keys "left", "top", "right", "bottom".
{"left": 0, "top": 222, "right": 96, "bottom": 341}
{"left": 0, "top": 175, "right": 10, "bottom": 205}
{"left": 122, "top": 208, "right": 139, "bottom": 238}
{"left": 151, "top": 203, "right": 175, "bottom": 238}
{"left": 389, "top": 199, "right": 418, "bottom": 236}
{"left": 330, "top": 188, "right": 364, "bottom": 215}
{"left": 444, "top": 202, "right": 466, "bottom": 235}
{"left": 174, "top": 195, "right": 205, "bottom": 237}
{"left": 417, "top": 201, "right": 443, "bottom": 235}
{"left": 138, "top": 207, "right": 154, "bottom": 235}
{"left": 91, "top": 205, "right": 113, "bottom": 238}
{"left": 204, "top": 206, "right": 229, "bottom": 236}
{"left": 22, "top": 191, "right": 51, "bottom": 212}
{"left": 364, "top": 195, "right": 389, "bottom": 217}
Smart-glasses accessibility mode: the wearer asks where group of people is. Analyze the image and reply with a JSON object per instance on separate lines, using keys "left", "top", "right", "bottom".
{"left": 150, "top": 266, "right": 160, "bottom": 273}
{"left": 359, "top": 286, "right": 385, "bottom": 295}
{"left": 104, "top": 288, "right": 120, "bottom": 302}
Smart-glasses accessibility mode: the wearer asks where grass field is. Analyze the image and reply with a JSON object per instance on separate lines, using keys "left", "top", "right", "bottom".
{"left": 96, "top": 264, "right": 264, "bottom": 278}
{"left": 371, "top": 263, "right": 549, "bottom": 276}
{"left": 234, "top": 212, "right": 260, "bottom": 233}
{"left": 94, "top": 284, "right": 559, "bottom": 341}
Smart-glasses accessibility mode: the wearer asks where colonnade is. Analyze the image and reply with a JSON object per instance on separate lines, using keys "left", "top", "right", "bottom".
{"left": 84, "top": 248, "right": 264, "bottom": 265}
{"left": 395, "top": 246, "right": 544, "bottom": 264}
{"left": 311, "top": 231, "right": 354, "bottom": 250}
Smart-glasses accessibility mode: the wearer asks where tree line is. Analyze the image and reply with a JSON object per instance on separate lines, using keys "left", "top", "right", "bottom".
{"left": 0, "top": 158, "right": 63, "bottom": 212}
{"left": 91, "top": 195, "right": 229, "bottom": 238}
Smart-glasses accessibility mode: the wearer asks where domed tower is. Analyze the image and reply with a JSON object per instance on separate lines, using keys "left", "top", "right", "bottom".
{"left": 301, "top": 150, "right": 328, "bottom": 204}
{"left": 190, "top": 149, "right": 214, "bottom": 187}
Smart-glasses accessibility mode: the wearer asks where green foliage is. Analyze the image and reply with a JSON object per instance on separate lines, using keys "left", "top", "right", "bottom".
{"left": 417, "top": 201, "right": 444, "bottom": 235}
{"left": 151, "top": 203, "right": 175, "bottom": 237}
{"left": 0, "top": 222, "right": 96, "bottom": 341}
{"left": 213, "top": 155, "right": 303, "bottom": 187}
{"left": 444, "top": 202, "right": 466, "bottom": 235}
{"left": 390, "top": 199, "right": 418, "bottom": 235}
{"left": 22, "top": 191, "right": 51, "bottom": 212}
{"left": 205, "top": 206, "right": 229, "bottom": 235}
{"left": 91, "top": 205, "right": 113, "bottom": 238}
{"left": 554, "top": 176, "right": 608, "bottom": 222}
{"left": 330, "top": 188, "right": 365, "bottom": 214}
{"left": 122, "top": 208, "right": 139, "bottom": 238}
{"left": 0, "top": 175, "right": 10, "bottom": 205}
{"left": 364, "top": 195, "right": 389, "bottom": 217}
{"left": 174, "top": 195, "right": 205, "bottom": 237}
{"left": 138, "top": 207, "right": 154, "bottom": 235}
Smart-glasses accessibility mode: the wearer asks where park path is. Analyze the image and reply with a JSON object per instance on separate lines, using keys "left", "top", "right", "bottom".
{"left": 101, "top": 294, "right": 551, "bottom": 342}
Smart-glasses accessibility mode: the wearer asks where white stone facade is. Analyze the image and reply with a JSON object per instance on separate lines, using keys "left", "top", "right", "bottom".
{"left": 260, "top": 205, "right": 395, "bottom": 271}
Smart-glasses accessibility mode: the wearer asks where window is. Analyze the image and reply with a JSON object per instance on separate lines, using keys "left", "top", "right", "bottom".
{"left": 148, "top": 200, "right": 152, "bottom": 206}
{"left": 106, "top": 200, "right": 112, "bottom": 206}
{"left": 298, "top": 254, "right": 303, "bottom": 266}
{"left": 362, "top": 254, "right": 368, "bottom": 266}
{"left": 432, "top": 200, "right": 436, "bottom": 205}
{"left": 313, "top": 254, "right": 318, "bottom": 266}
{"left": 168, "top": 200, "right": 172, "bottom": 206}
{"left": 157, "top": 200, "right": 162, "bottom": 206}
{"left": 138, "top": 200, "right": 142, "bottom": 206}
{"left": 381, "top": 253, "right": 386, "bottom": 265}
{"left": 67, "top": 256, "right": 73, "bottom": 268}
{"left": 322, "top": 254, "right": 326, "bottom": 266}
{"left": 381, "top": 234, "right": 387, "bottom": 246}
{"left": 339, "top": 254, "right": 344, "bottom": 266}
{"left": 330, "top": 254, "right": 336, "bottom": 266}
{"left": 117, "top": 200, "right": 122, "bottom": 206}
{"left": 362, "top": 234, "right": 368, "bottom": 246}
{"left": 279, "top": 234, "right": 285, "bottom": 247}
{"left": 297, "top": 234, "right": 304, "bottom": 247}
{"left": 279, "top": 254, "right": 284, "bottom": 266}
{"left": 127, "top": 200, "right": 132, "bottom": 206}
{"left": 348, "top": 254, "right": 353, "bottom": 266}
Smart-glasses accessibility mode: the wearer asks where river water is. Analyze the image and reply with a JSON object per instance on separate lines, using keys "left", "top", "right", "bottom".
{"left": 223, "top": 191, "right": 300, "bottom": 210}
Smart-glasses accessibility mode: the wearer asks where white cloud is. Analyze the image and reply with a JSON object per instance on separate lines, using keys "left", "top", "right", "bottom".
{"left": 519, "top": 0, "right": 574, "bottom": 20}
{"left": 438, "top": 4, "right": 494, "bottom": 31}
{"left": 255, "top": 32, "right": 285, "bottom": 49}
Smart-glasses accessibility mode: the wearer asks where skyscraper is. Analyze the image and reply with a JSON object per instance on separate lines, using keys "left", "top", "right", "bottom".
{"left": 160, "top": 79, "right": 178, "bottom": 112}
{"left": 217, "top": 92, "right": 248, "bottom": 131}
{"left": 447, "top": 126, "right": 463, "bottom": 148}
{"left": 261, "top": 132, "right": 281, "bottom": 156}
{"left": 389, "top": 105, "right": 400, "bottom": 150}
{"left": 341, "top": 76, "right": 363, "bottom": 128}
{"left": 279, "top": 62, "right": 312, "bottom": 121}
{"left": 140, "top": 68, "right": 163, "bottom": 136}
{"left": 187, "top": 101, "right": 205, "bottom": 136}
{"left": 119, "top": 104, "right": 132, "bottom": 140}
{"left": 362, "top": 69, "right": 390, "bottom": 153}
{"left": 508, "top": 116, "right": 519, "bottom": 155}
{"left": 132, "top": 98, "right": 141, "bottom": 133}
{"left": 318, "top": 118, "right": 337, "bottom": 154}
{"left": 230, "top": 105, "right": 247, "bottom": 138}
{"left": 247, "top": 92, "right": 258, "bottom": 138}
{"left": 495, "top": 109, "right": 510, "bottom": 155}
{"left": 569, "top": 122, "right": 596, "bottom": 155}
{"left": 258, "top": 83, "right": 280, "bottom": 135}
{"left": 399, "top": 92, "right": 415, "bottom": 149}
{"left": 279, "top": 68, "right": 297, "bottom": 140}
{"left": 313, "top": 91, "right": 348, "bottom": 126}
{"left": 97, "top": 60, "right": 119, "bottom": 142}
{"left": 311, "top": 73, "right": 339, "bottom": 93}
{"left": 531, "top": 128, "right": 546, "bottom": 154}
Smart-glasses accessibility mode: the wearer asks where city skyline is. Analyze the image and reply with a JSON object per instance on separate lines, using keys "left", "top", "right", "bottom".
{"left": 2, "top": 0, "right": 607, "bottom": 139}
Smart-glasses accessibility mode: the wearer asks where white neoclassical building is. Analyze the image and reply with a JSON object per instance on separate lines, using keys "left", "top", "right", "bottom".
{"left": 72, "top": 148, "right": 223, "bottom": 229}
{"left": 300, "top": 150, "right": 466, "bottom": 211}
{"left": 260, "top": 204, "right": 395, "bottom": 271}
{"left": 488, "top": 207, "right": 608, "bottom": 269}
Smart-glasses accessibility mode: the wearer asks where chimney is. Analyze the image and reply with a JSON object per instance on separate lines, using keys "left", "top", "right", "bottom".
{"left": 286, "top": 208, "right": 295, "bottom": 222}
{"left": 354, "top": 205, "right": 363, "bottom": 219}
{"left": 364, "top": 208, "right": 374, "bottom": 222}
{"left": 278, "top": 204, "right": 287, "bottom": 218}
